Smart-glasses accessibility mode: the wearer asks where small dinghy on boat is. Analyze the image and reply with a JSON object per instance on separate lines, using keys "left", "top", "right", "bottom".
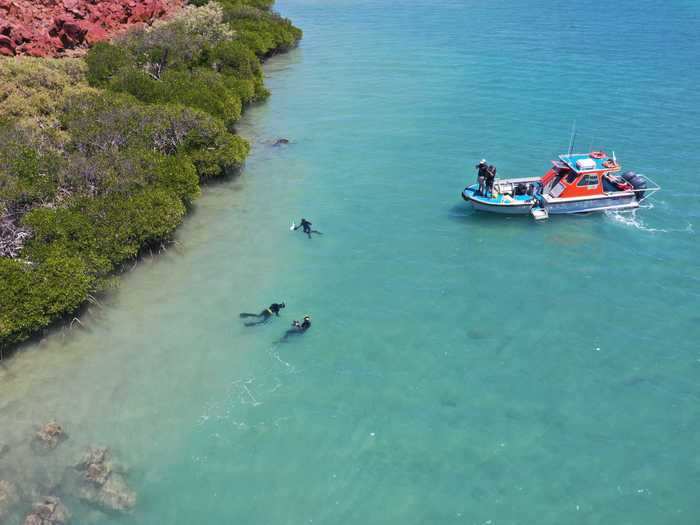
{"left": 462, "top": 151, "right": 659, "bottom": 220}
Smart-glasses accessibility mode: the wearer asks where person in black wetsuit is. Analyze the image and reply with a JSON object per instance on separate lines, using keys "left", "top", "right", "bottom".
{"left": 475, "top": 159, "right": 489, "bottom": 196}
{"left": 294, "top": 218, "right": 322, "bottom": 239}
{"left": 279, "top": 315, "right": 311, "bottom": 341}
{"left": 485, "top": 164, "right": 497, "bottom": 197}
{"left": 240, "top": 302, "right": 285, "bottom": 326}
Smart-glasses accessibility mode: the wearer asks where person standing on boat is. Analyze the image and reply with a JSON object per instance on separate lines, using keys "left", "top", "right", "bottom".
{"left": 475, "top": 159, "right": 489, "bottom": 196}
{"left": 485, "top": 164, "right": 497, "bottom": 197}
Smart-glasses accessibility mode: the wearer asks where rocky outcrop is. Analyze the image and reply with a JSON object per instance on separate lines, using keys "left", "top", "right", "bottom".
{"left": 74, "top": 447, "right": 136, "bottom": 512}
{"left": 0, "top": 0, "right": 185, "bottom": 57}
{"left": 23, "top": 496, "right": 70, "bottom": 525}
{"left": 33, "top": 422, "right": 67, "bottom": 450}
{"left": 0, "top": 480, "right": 20, "bottom": 521}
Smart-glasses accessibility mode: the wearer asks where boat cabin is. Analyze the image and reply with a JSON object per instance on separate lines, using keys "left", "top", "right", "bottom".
{"left": 541, "top": 151, "right": 621, "bottom": 199}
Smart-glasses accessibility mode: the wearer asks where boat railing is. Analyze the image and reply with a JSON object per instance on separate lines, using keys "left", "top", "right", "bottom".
{"left": 633, "top": 173, "right": 661, "bottom": 204}
{"left": 493, "top": 177, "right": 541, "bottom": 195}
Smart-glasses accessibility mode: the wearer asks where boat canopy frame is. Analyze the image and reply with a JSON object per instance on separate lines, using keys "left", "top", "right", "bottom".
{"left": 626, "top": 173, "right": 661, "bottom": 204}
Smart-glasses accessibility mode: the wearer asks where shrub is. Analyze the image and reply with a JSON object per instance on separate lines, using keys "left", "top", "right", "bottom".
{"left": 210, "top": 40, "right": 262, "bottom": 80}
{"left": 223, "top": 7, "right": 302, "bottom": 57}
{"left": 196, "top": 0, "right": 275, "bottom": 11}
{"left": 159, "top": 68, "right": 243, "bottom": 124}
{"left": 106, "top": 66, "right": 242, "bottom": 125}
{"left": 23, "top": 188, "right": 186, "bottom": 273}
{"left": 0, "top": 124, "right": 63, "bottom": 210}
{"left": 107, "top": 67, "right": 167, "bottom": 104}
{"left": 188, "top": 133, "right": 250, "bottom": 178}
{"left": 85, "top": 42, "right": 135, "bottom": 86}
{"left": 61, "top": 91, "right": 158, "bottom": 155}
{"left": 116, "top": 2, "right": 234, "bottom": 78}
{"left": 151, "top": 153, "right": 200, "bottom": 202}
{"left": 0, "top": 256, "right": 94, "bottom": 348}
{"left": 0, "top": 58, "right": 88, "bottom": 123}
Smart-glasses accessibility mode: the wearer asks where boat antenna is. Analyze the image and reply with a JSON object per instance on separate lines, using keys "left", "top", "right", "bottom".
{"left": 612, "top": 150, "right": 616, "bottom": 163}
{"left": 567, "top": 121, "right": 577, "bottom": 155}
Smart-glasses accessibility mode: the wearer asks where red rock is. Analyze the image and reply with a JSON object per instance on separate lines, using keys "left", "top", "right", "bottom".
{"left": 23, "top": 42, "right": 49, "bottom": 57}
{"left": 0, "top": 34, "right": 15, "bottom": 55}
{"left": 128, "top": 5, "right": 150, "bottom": 23}
{"left": 83, "top": 23, "right": 108, "bottom": 45}
{"left": 0, "top": 0, "right": 185, "bottom": 57}
{"left": 62, "top": 19, "right": 86, "bottom": 41}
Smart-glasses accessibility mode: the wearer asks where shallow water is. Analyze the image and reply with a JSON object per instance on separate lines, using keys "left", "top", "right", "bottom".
{"left": 1, "top": 0, "right": 700, "bottom": 523}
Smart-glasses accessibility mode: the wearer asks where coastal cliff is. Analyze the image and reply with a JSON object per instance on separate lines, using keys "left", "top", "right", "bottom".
{"left": 0, "top": 0, "right": 301, "bottom": 351}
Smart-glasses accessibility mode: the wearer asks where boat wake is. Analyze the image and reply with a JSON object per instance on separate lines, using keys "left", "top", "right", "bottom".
{"left": 605, "top": 206, "right": 694, "bottom": 234}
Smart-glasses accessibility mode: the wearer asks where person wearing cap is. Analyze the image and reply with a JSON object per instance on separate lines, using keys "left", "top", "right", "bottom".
{"left": 240, "top": 302, "right": 286, "bottom": 326}
{"left": 475, "top": 159, "right": 489, "bottom": 196}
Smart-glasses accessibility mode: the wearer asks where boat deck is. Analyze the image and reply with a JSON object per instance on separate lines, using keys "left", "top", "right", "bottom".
{"left": 463, "top": 185, "right": 534, "bottom": 205}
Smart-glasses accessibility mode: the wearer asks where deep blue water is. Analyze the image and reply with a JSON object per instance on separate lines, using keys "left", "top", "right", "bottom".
{"left": 1, "top": 1, "right": 699, "bottom": 523}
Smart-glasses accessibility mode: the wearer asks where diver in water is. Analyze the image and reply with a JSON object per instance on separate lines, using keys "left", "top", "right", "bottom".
{"left": 294, "top": 218, "right": 322, "bottom": 239}
{"left": 240, "top": 302, "right": 285, "bottom": 326}
{"left": 279, "top": 315, "right": 311, "bottom": 341}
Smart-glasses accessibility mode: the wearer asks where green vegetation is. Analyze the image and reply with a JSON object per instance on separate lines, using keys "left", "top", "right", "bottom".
{"left": 0, "top": 0, "right": 300, "bottom": 350}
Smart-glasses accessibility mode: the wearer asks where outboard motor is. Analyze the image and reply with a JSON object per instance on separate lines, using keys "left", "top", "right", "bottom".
{"left": 622, "top": 171, "right": 647, "bottom": 201}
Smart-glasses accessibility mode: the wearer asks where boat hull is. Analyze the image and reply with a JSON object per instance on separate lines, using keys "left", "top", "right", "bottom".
{"left": 463, "top": 184, "right": 640, "bottom": 216}
{"left": 462, "top": 185, "right": 534, "bottom": 215}
{"left": 544, "top": 194, "right": 639, "bottom": 214}
{"left": 468, "top": 198, "right": 533, "bottom": 214}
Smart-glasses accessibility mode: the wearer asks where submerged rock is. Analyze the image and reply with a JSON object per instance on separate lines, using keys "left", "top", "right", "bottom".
{"left": 0, "top": 480, "right": 20, "bottom": 521}
{"left": 33, "top": 422, "right": 66, "bottom": 450}
{"left": 23, "top": 496, "right": 70, "bottom": 525}
{"left": 79, "top": 474, "right": 136, "bottom": 512}
{"left": 74, "top": 447, "right": 136, "bottom": 512}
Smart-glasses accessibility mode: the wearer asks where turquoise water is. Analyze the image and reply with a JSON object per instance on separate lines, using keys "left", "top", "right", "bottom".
{"left": 2, "top": 0, "right": 700, "bottom": 523}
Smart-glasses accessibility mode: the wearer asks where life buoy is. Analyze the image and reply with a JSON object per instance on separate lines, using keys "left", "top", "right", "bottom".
{"left": 602, "top": 159, "right": 616, "bottom": 168}
{"left": 590, "top": 151, "right": 607, "bottom": 159}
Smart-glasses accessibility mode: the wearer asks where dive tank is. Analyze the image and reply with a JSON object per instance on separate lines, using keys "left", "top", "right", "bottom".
{"left": 621, "top": 171, "right": 646, "bottom": 200}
